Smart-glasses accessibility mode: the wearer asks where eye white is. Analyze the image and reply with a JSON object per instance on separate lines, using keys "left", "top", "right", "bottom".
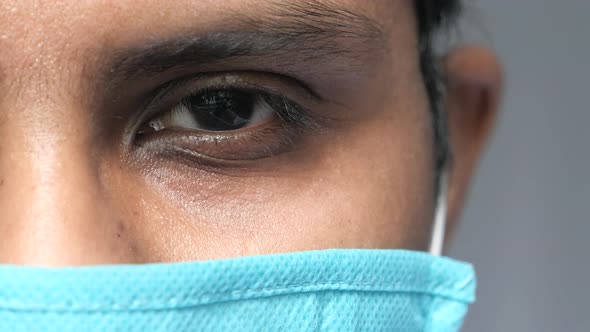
{"left": 167, "top": 103, "right": 200, "bottom": 129}
{"left": 154, "top": 96, "right": 275, "bottom": 131}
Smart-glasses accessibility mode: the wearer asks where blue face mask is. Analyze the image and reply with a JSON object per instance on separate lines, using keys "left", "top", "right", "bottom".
{"left": 0, "top": 249, "right": 474, "bottom": 332}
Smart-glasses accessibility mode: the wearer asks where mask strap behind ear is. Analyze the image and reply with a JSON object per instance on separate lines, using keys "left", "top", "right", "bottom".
{"left": 429, "top": 170, "right": 448, "bottom": 256}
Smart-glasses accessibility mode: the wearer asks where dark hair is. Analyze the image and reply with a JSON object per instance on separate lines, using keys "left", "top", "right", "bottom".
{"left": 414, "top": 1, "right": 462, "bottom": 189}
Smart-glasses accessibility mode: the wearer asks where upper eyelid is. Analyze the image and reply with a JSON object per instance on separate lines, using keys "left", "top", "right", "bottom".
{"left": 159, "top": 71, "right": 323, "bottom": 104}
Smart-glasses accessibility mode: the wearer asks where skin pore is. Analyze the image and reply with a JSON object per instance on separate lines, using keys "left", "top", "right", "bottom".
{"left": 0, "top": 0, "right": 501, "bottom": 265}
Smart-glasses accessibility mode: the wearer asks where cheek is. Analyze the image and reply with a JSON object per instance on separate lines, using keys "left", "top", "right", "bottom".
{"left": 103, "top": 95, "right": 435, "bottom": 262}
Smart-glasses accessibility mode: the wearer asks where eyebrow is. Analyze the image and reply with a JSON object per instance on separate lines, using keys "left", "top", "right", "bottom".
{"left": 104, "top": 1, "right": 389, "bottom": 84}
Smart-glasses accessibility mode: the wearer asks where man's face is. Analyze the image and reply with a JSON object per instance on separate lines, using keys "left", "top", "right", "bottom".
{"left": 0, "top": 0, "right": 497, "bottom": 265}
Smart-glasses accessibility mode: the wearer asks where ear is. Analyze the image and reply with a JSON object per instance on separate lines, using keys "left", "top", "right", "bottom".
{"left": 442, "top": 46, "right": 503, "bottom": 243}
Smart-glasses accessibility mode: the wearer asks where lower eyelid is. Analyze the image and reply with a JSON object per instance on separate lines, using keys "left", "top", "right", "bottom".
{"left": 134, "top": 121, "right": 295, "bottom": 162}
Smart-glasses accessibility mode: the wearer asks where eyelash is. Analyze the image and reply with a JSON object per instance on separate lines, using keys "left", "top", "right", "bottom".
{"left": 133, "top": 76, "right": 321, "bottom": 165}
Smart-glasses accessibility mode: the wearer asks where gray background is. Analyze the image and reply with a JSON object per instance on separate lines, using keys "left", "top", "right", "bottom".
{"left": 448, "top": 1, "right": 590, "bottom": 331}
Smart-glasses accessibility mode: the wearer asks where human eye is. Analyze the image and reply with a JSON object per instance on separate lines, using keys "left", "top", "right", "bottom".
{"left": 133, "top": 73, "right": 321, "bottom": 165}
{"left": 139, "top": 88, "right": 274, "bottom": 133}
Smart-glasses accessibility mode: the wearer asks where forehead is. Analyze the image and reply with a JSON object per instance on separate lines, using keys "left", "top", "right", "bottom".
{"left": 0, "top": 0, "right": 400, "bottom": 45}
{"left": 0, "top": 1, "right": 413, "bottom": 104}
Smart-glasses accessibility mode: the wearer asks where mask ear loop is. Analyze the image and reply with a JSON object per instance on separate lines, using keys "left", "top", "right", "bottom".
{"left": 429, "top": 170, "right": 449, "bottom": 256}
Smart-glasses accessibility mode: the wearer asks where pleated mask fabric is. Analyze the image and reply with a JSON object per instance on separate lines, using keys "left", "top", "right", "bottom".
{"left": 0, "top": 249, "right": 475, "bottom": 331}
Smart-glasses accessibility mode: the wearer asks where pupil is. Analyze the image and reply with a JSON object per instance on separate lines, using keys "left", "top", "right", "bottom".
{"left": 187, "top": 90, "right": 256, "bottom": 131}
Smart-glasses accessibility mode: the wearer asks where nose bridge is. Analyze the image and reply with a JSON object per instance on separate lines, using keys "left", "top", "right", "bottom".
{"left": 0, "top": 103, "right": 132, "bottom": 266}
